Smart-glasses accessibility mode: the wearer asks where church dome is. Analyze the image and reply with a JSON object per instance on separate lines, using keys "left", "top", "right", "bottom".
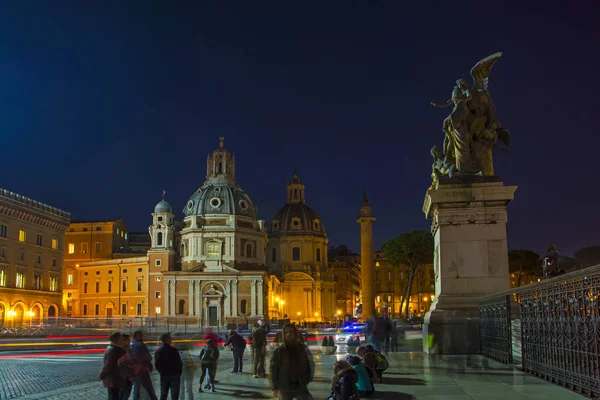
{"left": 183, "top": 183, "right": 258, "bottom": 219}
{"left": 269, "top": 202, "right": 326, "bottom": 237}
{"left": 154, "top": 200, "right": 172, "bottom": 214}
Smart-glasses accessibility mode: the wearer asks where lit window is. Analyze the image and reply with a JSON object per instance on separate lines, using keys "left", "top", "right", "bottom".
{"left": 121, "top": 231, "right": 124, "bottom": 238}
{"left": 68, "top": 243, "right": 75, "bottom": 254}
{"left": 388, "top": 295, "right": 392, "bottom": 302}
{"left": 155, "top": 291, "right": 161, "bottom": 299}
{"left": 50, "top": 277, "right": 58, "bottom": 291}
{"left": 155, "top": 276, "right": 161, "bottom": 282}
{"left": 18, "top": 230, "right": 26, "bottom": 242}
{"left": 117, "top": 228, "right": 120, "bottom": 235}
{"left": 81, "top": 243, "right": 88, "bottom": 254}
{"left": 155, "top": 306, "right": 161, "bottom": 314}
{"left": 207, "top": 243, "right": 220, "bottom": 259}
{"left": 376, "top": 262, "right": 380, "bottom": 267}
{"left": 51, "top": 239, "right": 58, "bottom": 249}
{"left": 16, "top": 272, "right": 25, "bottom": 288}
{"left": 125, "top": 233, "right": 128, "bottom": 240}
{"left": 0, "top": 270, "right": 5, "bottom": 286}
{"left": 376, "top": 296, "right": 381, "bottom": 303}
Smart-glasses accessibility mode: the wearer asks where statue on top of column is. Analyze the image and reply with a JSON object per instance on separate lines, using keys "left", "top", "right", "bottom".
{"left": 429, "top": 52, "right": 510, "bottom": 188}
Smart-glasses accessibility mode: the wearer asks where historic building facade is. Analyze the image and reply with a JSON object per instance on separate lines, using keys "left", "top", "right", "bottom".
{"left": 0, "top": 188, "right": 70, "bottom": 327}
{"left": 155, "top": 138, "right": 269, "bottom": 327}
{"left": 266, "top": 173, "right": 335, "bottom": 323}
{"left": 329, "top": 252, "right": 361, "bottom": 317}
{"left": 62, "top": 218, "right": 148, "bottom": 318}
{"left": 373, "top": 251, "right": 435, "bottom": 318}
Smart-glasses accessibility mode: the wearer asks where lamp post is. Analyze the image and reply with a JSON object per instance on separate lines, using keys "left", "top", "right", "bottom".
{"left": 336, "top": 309, "right": 342, "bottom": 327}
{"left": 297, "top": 311, "right": 301, "bottom": 325}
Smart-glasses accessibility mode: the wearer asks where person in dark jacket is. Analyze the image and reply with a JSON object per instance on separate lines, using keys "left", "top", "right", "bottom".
{"left": 224, "top": 329, "right": 247, "bottom": 374}
{"left": 130, "top": 330, "right": 158, "bottom": 400}
{"left": 198, "top": 339, "right": 218, "bottom": 393}
{"left": 155, "top": 333, "right": 183, "bottom": 400}
{"left": 327, "top": 360, "right": 359, "bottom": 400}
{"left": 251, "top": 323, "right": 267, "bottom": 378}
{"left": 270, "top": 323, "right": 315, "bottom": 400}
{"left": 99, "top": 332, "right": 127, "bottom": 400}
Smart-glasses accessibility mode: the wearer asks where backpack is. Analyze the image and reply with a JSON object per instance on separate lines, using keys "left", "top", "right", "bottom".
{"left": 374, "top": 352, "right": 389, "bottom": 371}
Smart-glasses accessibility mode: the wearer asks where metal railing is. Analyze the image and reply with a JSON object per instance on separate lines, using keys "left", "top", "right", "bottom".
{"left": 479, "top": 265, "right": 600, "bottom": 398}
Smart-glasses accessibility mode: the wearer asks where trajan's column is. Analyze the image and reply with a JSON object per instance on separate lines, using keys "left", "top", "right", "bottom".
{"left": 358, "top": 191, "right": 376, "bottom": 320}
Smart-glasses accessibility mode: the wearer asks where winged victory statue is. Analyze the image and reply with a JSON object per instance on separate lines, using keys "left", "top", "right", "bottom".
{"left": 429, "top": 52, "right": 510, "bottom": 187}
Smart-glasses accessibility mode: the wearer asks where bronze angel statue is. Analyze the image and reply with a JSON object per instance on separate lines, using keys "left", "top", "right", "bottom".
{"left": 430, "top": 52, "right": 510, "bottom": 185}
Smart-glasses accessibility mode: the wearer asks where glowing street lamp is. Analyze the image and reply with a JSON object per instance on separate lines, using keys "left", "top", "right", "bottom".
{"left": 7, "top": 310, "right": 16, "bottom": 328}
{"left": 26, "top": 310, "right": 34, "bottom": 327}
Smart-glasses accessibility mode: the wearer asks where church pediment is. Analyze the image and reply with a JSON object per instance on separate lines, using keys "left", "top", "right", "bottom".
{"left": 203, "top": 284, "right": 224, "bottom": 297}
{"left": 282, "top": 271, "right": 314, "bottom": 282}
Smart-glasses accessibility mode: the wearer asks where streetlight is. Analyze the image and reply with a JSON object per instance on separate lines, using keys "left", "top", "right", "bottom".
{"left": 26, "top": 311, "right": 34, "bottom": 328}
{"left": 297, "top": 311, "right": 301, "bottom": 324}
{"left": 7, "top": 310, "right": 16, "bottom": 328}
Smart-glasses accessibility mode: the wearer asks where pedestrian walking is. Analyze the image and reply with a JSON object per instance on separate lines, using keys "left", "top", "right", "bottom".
{"left": 129, "top": 330, "right": 158, "bottom": 400}
{"left": 198, "top": 339, "right": 217, "bottom": 393}
{"left": 155, "top": 333, "right": 182, "bottom": 400}
{"left": 99, "top": 331, "right": 128, "bottom": 400}
{"left": 224, "top": 329, "right": 247, "bottom": 374}
{"left": 179, "top": 343, "right": 197, "bottom": 400}
{"left": 270, "top": 323, "right": 315, "bottom": 400}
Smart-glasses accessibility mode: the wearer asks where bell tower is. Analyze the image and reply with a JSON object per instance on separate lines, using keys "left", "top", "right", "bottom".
{"left": 149, "top": 192, "right": 175, "bottom": 251}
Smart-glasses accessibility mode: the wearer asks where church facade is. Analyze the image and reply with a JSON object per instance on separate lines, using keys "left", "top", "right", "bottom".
{"left": 60, "top": 138, "right": 337, "bottom": 328}
{"left": 148, "top": 138, "right": 269, "bottom": 327}
{"left": 266, "top": 173, "right": 336, "bottom": 323}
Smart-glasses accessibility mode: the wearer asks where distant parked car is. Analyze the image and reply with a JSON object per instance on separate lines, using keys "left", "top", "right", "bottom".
{"left": 335, "top": 324, "right": 367, "bottom": 345}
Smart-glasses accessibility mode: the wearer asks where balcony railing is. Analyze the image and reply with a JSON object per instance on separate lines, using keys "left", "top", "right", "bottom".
{"left": 479, "top": 264, "right": 600, "bottom": 398}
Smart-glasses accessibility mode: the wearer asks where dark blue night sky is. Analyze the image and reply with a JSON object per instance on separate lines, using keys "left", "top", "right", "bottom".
{"left": 1, "top": 2, "right": 599, "bottom": 255}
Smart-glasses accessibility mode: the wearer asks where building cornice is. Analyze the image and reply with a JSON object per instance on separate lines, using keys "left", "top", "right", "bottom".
{"left": 0, "top": 188, "right": 70, "bottom": 232}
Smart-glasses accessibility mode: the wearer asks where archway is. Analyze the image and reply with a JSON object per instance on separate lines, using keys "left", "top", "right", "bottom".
{"left": 31, "top": 303, "right": 43, "bottom": 325}
{"left": 48, "top": 305, "right": 57, "bottom": 317}
{"left": 13, "top": 304, "right": 24, "bottom": 327}
{"left": 178, "top": 299, "right": 186, "bottom": 315}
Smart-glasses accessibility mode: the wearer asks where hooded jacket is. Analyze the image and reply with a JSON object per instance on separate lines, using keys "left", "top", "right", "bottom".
{"left": 329, "top": 368, "right": 359, "bottom": 400}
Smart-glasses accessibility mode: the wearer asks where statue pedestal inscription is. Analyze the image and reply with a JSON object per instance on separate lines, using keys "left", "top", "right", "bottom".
{"left": 422, "top": 180, "right": 517, "bottom": 354}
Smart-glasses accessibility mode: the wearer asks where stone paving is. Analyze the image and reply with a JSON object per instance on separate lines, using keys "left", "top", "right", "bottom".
{"left": 1, "top": 351, "right": 586, "bottom": 399}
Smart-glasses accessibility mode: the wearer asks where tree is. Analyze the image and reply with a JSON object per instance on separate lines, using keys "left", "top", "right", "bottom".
{"left": 382, "top": 230, "right": 434, "bottom": 319}
{"left": 573, "top": 246, "right": 600, "bottom": 268}
{"left": 508, "top": 249, "right": 540, "bottom": 287}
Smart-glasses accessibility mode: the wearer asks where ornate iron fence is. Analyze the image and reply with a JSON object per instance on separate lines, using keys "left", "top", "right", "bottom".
{"left": 479, "top": 265, "right": 600, "bottom": 398}
{"left": 479, "top": 294, "right": 512, "bottom": 364}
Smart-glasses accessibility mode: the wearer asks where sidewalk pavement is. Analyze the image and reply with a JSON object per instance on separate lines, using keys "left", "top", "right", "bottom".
{"left": 21, "top": 352, "right": 585, "bottom": 399}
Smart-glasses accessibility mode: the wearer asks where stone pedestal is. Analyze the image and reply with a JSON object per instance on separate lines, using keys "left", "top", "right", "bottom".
{"left": 422, "top": 179, "right": 517, "bottom": 354}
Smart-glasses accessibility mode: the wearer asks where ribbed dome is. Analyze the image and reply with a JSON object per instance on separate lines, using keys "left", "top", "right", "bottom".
{"left": 154, "top": 200, "right": 172, "bottom": 214}
{"left": 183, "top": 183, "right": 257, "bottom": 219}
{"left": 269, "top": 203, "right": 326, "bottom": 237}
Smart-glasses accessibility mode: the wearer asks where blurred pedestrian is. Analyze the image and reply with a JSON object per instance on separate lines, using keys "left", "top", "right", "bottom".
{"left": 251, "top": 322, "right": 267, "bottom": 377}
{"left": 155, "top": 333, "right": 182, "bottom": 400}
{"left": 326, "top": 360, "right": 359, "bottom": 400}
{"left": 99, "top": 332, "right": 127, "bottom": 400}
{"left": 179, "top": 343, "right": 197, "bottom": 400}
{"left": 129, "top": 330, "right": 158, "bottom": 400}
{"left": 270, "top": 323, "right": 315, "bottom": 400}
{"left": 224, "top": 329, "right": 247, "bottom": 375}
{"left": 198, "top": 339, "right": 217, "bottom": 393}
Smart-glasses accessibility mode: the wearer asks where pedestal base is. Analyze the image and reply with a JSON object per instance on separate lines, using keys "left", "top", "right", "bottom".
{"left": 422, "top": 295, "right": 480, "bottom": 355}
